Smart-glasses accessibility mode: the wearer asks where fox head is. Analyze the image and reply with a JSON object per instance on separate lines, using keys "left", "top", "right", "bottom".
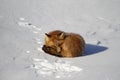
{"left": 44, "top": 30, "right": 66, "bottom": 48}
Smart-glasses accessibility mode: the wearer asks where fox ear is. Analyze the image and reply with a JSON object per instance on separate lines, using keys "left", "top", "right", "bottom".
{"left": 45, "top": 33, "right": 51, "bottom": 37}
{"left": 59, "top": 32, "right": 65, "bottom": 39}
{"left": 45, "top": 33, "right": 51, "bottom": 41}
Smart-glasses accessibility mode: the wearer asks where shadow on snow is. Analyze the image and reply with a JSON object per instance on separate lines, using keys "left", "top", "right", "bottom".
{"left": 84, "top": 44, "right": 108, "bottom": 56}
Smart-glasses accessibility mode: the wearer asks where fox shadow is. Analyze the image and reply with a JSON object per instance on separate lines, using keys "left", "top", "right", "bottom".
{"left": 84, "top": 44, "right": 108, "bottom": 56}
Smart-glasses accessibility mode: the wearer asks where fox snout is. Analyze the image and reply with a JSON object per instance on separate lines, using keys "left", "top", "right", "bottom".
{"left": 42, "top": 45, "right": 51, "bottom": 53}
{"left": 42, "top": 45, "right": 62, "bottom": 57}
{"left": 42, "top": 45, "right": 57, "bottom": 54}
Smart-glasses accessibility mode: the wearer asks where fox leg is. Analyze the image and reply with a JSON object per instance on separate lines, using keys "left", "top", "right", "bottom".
{"left": 62, "top": 52, "right": 73, "bottom": 57}
{"left": 61, "top": 48, "right": 73, "bottom": 57}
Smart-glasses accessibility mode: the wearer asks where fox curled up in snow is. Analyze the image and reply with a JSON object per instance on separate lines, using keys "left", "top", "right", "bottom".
{"left": 42, "top": 30, "right": 85, "bottom": 58}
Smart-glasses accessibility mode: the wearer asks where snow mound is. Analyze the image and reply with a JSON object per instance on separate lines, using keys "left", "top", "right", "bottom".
{"left": 31, "top": 58, "right": 82, "bottom": 78}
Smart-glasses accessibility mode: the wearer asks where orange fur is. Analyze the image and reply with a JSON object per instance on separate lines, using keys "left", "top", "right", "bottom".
{"left": 42, "top": 30, "right": 85, "bottom": 58}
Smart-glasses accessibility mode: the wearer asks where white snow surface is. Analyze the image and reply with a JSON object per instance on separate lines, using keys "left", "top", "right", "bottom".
{"left": 0, "top": 0, "right": 120, "bottom": 80}
{"left": 32, "top": 58, "right": 82, "bottom": 78}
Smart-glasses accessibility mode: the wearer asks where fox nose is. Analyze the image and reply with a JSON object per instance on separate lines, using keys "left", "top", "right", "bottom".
{"left": 42, "top": 45, "right": 48, "bottom": 52}
{"left": 42, "top": 45, "right": 51, "bottom": 50}
{"left": 42, "top": 45, "right": 46, "bottom": 50}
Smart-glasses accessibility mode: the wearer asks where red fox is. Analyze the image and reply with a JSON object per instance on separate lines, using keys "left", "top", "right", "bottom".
{"left": 42, "top": 30, "right": 85, "bottom": 58}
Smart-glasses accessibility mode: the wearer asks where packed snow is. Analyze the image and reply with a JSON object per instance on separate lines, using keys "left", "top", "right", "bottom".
{"left": 0, "top": 0, "right": 120, "bottom": 80}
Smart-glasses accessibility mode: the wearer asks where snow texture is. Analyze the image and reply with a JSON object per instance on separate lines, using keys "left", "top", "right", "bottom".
{"left": 32, "top": 58, "right": 82, "bottom": 78}
{"left": 0, "top": 0, "right": 120, "bottom": 80}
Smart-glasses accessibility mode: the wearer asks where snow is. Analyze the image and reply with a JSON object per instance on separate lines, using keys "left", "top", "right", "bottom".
{"left": 0, "top": 0, "right": 120, "bottom": 80}
{"left": 26, "top": 51, "right": 30, "bottom": 54}
{"left": 32, "top": 58, "right": 82, "bottom": 78}
{"left": 19, "top": 18, "right": 25, "bottom": 21}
